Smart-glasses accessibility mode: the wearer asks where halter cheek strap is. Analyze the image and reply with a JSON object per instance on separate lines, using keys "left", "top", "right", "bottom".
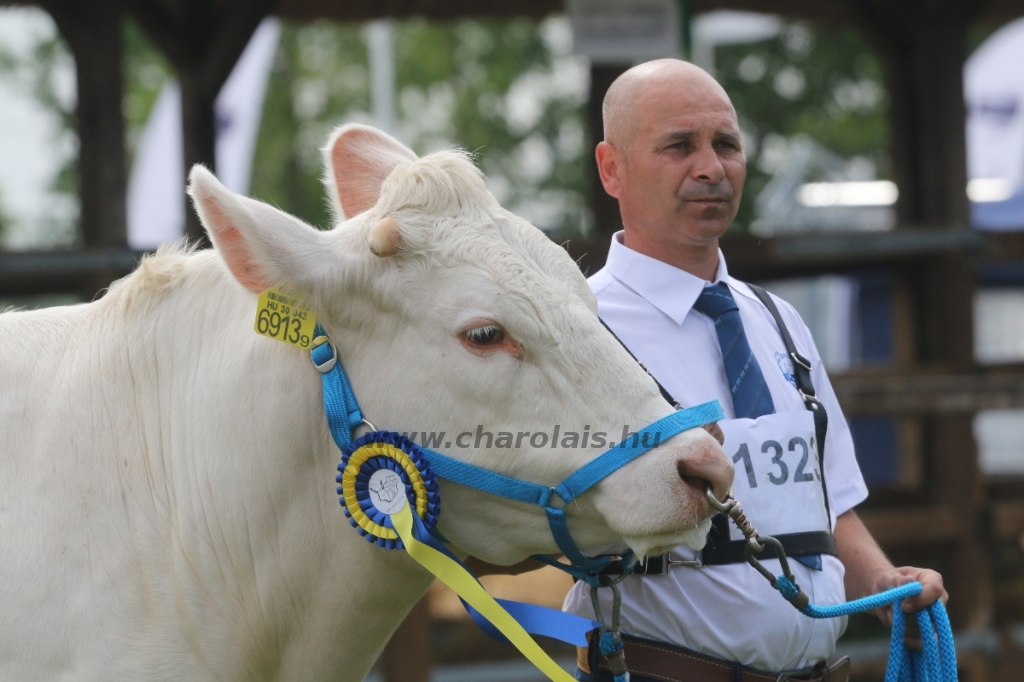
{"left": 311, "top": 325, "right": 724, "bottom": 584}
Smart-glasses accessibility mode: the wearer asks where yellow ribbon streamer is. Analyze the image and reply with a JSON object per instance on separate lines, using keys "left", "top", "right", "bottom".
{"left": 391, "top": 504, "right": 576, "bottom": 682}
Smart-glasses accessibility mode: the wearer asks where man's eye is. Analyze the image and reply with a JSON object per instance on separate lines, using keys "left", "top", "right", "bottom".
{"left": 466, "top": 325, "right": 505, "bottom": 346}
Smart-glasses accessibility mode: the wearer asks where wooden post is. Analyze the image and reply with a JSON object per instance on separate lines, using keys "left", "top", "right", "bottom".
{"left": 43, "top": 0, "right": 128, "bottom": 299}
{"left": 379, "top": 597, "right": 432, "bottom": 682}
{"left": 127, "top": 0, "right": 277, "bottom": 246}
{"left": 587, "top": 64, "right": 630, "bottom": 244}
{"left": 854, "top": 0, "right": 989, "bottom": 630}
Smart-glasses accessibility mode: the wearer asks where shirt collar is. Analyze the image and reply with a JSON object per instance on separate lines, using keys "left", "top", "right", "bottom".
{"left": 604, "top": 231, "right": 730, "bottom": 325}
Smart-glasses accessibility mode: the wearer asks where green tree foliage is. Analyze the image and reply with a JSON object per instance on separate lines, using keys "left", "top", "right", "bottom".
{"left": 0, "top": 16, "right": 77, "bottom": 247}
{"left": 714, "top": 23, "right": 889, "bottom": 230}
{"left": 250, "top": 17, "right": 590, "bottom": 234}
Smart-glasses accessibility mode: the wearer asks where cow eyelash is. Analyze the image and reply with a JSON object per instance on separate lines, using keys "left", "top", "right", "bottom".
{"left": 465, "top": 325, "right": 505, "bottom": 346}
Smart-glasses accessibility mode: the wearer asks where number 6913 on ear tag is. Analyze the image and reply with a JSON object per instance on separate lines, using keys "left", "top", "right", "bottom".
{"left": 254, "top": 285, "right": 318, "bottom": 349}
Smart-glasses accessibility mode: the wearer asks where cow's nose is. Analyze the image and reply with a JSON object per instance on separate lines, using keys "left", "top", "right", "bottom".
{"left": 676, "top": 434, "right": 734, "bottom": 503}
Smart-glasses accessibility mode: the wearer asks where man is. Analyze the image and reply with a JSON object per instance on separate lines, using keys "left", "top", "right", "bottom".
{"left": 562, "top": 59, "right": 947, "bottom": 681}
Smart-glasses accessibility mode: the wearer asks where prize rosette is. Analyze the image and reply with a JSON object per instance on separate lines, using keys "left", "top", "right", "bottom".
{"left": 337, "top": 431, "right": 441, "bottom": 549}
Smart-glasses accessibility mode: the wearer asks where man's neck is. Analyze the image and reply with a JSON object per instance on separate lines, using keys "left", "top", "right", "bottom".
{"left": 621, "top": 231, "right": 720, "bottom": 282}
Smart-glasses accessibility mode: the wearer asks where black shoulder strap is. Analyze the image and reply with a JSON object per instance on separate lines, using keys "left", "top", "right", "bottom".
{"left": 599, "top": 318, "right": 679, "bottom": 408}
{"left": 745, "top": 284, "right": 815, "bottom": 401}
{"left": 744, "top": 283, "right": 832, "bottom": 526}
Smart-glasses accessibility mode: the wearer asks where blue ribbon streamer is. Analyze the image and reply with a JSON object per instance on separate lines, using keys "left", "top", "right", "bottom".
{"left": 409, "top": 511, "right": 600, "bottom": 648}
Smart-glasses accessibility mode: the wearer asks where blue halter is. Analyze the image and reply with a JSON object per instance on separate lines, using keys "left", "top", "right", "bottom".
{"left": 310, "top": 325, "right": 724, "bottom": 585}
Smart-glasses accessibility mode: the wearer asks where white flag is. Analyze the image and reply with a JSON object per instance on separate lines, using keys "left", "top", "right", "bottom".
{"left": 127, "top": 18, "right": 281, "bottom": 249}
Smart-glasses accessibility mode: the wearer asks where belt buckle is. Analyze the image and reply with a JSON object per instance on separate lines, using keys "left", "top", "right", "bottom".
{"left": 664, "top": 552, "right": 703, "bottom": 571}
{"left": 776, "top": 662, "right": 830, "bottom": 682}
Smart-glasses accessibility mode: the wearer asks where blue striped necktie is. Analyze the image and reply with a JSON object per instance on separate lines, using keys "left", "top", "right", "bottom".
{"left": 694, "top": 283, "right": 823, "bottom": 570}
{"left": 692, "top": 282, "right": 775, "bottom": 419}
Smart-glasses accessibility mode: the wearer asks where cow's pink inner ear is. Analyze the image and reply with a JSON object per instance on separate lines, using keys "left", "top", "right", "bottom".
{"left": 328, "top": 127, "right": 417, "bottom": 218}
{"left": 200, "top": 194, "right": 271, "bottom": 293}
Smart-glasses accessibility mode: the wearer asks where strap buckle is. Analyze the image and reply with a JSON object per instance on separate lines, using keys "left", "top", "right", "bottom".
{"left": 790, "top": 351, "right": 813, "bottom": 372}
{"left": 664, "top": 551, "right": 703, "bottom": 570}
{"left": 310, "top": 335, "right": 338, "bottom": 373}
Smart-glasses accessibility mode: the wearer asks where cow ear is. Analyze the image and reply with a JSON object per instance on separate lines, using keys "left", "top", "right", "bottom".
{"left": 322, "top": 124, "right": 418, "bottom": 221}
{"left": 188, "top": 165, "right": 328, "bottom": 295}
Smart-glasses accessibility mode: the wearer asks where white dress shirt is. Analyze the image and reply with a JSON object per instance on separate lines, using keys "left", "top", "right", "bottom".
{"left": 563, "top": 233, "right": 869, "bottom": 672}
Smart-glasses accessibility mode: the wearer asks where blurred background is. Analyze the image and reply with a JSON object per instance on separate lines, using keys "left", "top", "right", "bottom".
{"left": 3, "top": 0, "right": 1024, "bottom": 680}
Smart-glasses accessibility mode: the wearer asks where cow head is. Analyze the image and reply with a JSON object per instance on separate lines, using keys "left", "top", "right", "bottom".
{"left": 188, "top": 125, "right": 733, "bottom": 565}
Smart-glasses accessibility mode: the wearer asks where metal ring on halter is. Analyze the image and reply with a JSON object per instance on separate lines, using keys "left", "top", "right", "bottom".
{"left": 354, "top": 418, "right": 376, "bottom": 435}
{"left": 310, "top": 335, "right": 338, "bottom": 373}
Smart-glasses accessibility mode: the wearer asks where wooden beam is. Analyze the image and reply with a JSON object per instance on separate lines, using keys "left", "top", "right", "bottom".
{"left": 0, "top": 249, "right": 141, "bottom": 297}
{"left": 719, "top": 229, "right": 982, "bottom": 281}
{"left": 832, "top": 369, "right": 1024, "bottom": 415}
{"left": 276, "top": 0, "right": 561, "bottom": 21}
{"left": 42, "top": 0, "right": 127, "bottom": 251}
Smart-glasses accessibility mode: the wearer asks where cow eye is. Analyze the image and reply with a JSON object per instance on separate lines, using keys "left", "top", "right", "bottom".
{"left": 465, "top": 325, "right": 504, "bottom": 346}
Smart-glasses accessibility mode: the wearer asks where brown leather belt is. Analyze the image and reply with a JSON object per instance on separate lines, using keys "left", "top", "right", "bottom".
{"left": 590, "top": 635, "right": 851, "bottom": 682}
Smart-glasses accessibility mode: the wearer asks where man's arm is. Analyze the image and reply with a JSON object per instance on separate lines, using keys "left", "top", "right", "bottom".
{"left": 834, "top": 509, "right": 948, "bottom": 626}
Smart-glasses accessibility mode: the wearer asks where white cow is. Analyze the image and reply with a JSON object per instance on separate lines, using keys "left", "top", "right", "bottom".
{"left": 0, "top": 125, "right": 732, "bottom": 681}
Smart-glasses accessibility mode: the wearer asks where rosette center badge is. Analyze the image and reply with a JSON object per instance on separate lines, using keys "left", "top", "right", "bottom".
{"left": 368, "top": 468, "right": 406, "bottom": 514}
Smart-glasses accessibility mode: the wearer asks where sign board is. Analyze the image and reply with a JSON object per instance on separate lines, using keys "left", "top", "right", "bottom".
{"left": 569, "top": 0, "right": 680, "bottom": 64}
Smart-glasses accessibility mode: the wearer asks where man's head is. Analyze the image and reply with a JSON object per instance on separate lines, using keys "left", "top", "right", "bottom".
{"left": 597, "top": 59, "right": 745, "bottom": 273}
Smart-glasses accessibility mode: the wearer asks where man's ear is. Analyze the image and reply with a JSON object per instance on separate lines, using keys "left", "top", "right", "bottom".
{"left": 188, "top": 165, "right": 329, "bottom": 294}
{"left": 595, "top": 141, "right": 624, "bottom": 200}
{"left": 321, "top": 124, "right": 418, "bottom": 222}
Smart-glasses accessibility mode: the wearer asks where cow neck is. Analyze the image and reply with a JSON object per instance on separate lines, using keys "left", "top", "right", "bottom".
{"left": 309, "top": 324, "right": 724, "bottom": 586}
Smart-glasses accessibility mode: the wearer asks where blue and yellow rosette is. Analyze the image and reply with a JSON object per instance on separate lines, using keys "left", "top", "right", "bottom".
{"left": 336, "top": 430, "right": 590, "bottom": 682}
{"left": 337, "top": 431, "right": 441, "bottom": 549}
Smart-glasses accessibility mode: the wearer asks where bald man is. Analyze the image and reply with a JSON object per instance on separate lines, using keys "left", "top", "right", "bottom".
{"left": 562, "top": 60, "right": 946, "bottom": 682}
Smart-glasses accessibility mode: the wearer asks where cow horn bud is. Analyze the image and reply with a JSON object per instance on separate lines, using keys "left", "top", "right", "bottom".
{"left": 368, "top": 216, "right": 401, "bottom": 257}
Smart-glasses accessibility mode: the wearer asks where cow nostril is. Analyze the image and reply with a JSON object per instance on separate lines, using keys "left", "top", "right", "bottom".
{"left": 676, "top": 461, "right": 710, "bottom": 493}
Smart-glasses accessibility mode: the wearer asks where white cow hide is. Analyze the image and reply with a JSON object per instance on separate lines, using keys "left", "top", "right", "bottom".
{"left": 0, "top": 124, "right": 732, "bottom": 681}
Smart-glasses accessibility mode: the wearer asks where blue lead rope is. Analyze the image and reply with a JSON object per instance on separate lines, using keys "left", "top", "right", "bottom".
{"left": 774, "top": 576, "right": 957, "bottom": 682}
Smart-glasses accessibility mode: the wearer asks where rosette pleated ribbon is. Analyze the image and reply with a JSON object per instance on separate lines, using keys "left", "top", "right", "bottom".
{"left": 338, "top": 432, "right": 594, "bottom": 682}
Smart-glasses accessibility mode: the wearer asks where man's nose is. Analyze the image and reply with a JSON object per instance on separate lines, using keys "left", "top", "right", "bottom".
{"left": 691, "top": 144, "right": 726, "bottom": 184}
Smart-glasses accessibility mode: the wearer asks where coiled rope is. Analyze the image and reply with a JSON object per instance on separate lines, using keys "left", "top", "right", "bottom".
{"left": 708, "top": 490, "right": 958, "bottom": 682}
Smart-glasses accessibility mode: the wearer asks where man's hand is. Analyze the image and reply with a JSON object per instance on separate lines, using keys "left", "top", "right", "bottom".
{"left": 870, "top": 566, "right": 948, "bottom": 627}
{"left": 834, "top": 511, "right": 948, "bottom": 649}
{"left": 869, "top": 566, "right": 947, "bottom": 651}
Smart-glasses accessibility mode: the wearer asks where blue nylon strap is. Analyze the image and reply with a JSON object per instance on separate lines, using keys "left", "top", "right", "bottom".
{"left": 420, "top": 449, "right": 550, "bottom": 505}
{"left": 421, "top": 400, "right": 724, "bottom": 509}
{"left": 313, "top": 324, "right": 363, "bottom": 451}
{"left": 555, "top": 401, "right": 725, "bottom": 502}
{"left": 545, "top": 506, "right": 613, "bottom": 582}
{"left": 409, "top": 510, "right": 600, "bottom": 648}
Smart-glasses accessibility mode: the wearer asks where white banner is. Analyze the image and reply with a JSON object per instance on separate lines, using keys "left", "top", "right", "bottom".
{"left": 127, "top": 18, "right": 281, "bottom": 249}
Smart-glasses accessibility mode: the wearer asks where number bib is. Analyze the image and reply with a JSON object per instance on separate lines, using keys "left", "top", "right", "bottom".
{"left": 719, "top": 411, "right": 830, "bottom": 542}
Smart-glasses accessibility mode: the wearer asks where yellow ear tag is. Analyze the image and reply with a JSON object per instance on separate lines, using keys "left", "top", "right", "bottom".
{"left": 254, "top": 285, "right": 318, "bottom": 349}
